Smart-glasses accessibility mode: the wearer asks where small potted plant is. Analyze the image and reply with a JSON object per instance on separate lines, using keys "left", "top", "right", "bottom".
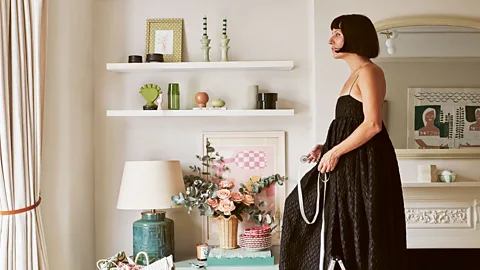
{"left": 171, "top": 139, "right": 286, "bottom": 249}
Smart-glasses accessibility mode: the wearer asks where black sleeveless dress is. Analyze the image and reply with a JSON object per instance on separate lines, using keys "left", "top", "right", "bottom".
{"left": 280, "top": 95, "right": 407, "bottom": 270}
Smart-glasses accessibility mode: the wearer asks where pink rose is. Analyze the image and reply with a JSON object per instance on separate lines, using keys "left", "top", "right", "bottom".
{"left": 207, "top": 198, "right": 219, "bottom": 210}
{"left": 217, "top": 189, "right": 231, "bottom": 200}
{"left": 242, "top": 194, "right": 255, "bottom": 205}
{"left": 230, "top": 191, "right": 244, "bottom": 203}
{"left": 219, "top": 180, "right": 235, "bottom": 189}
{"left": 218, "top": 200, "right": 236, "bottom": 216}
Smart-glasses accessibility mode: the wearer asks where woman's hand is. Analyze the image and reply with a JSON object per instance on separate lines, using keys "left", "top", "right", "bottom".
{"left": 318, "top": 148, "right": 340, "bottom": 173}
{"left": 306, "top": 144, "right": 323, "bottom": 163}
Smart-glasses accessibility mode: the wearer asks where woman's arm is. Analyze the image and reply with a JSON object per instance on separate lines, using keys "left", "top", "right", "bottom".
{"left": 318, "top": 65, "right": 386, "bottom": 173}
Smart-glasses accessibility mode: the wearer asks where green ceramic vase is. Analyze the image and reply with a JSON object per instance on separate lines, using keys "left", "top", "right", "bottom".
{"left": 133, "top": 211, "right": 174, "bottom": 265}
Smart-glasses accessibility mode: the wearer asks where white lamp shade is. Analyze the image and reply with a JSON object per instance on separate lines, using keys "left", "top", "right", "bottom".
{"left": 117, "top": 160, "right": 185, "bottom": 210}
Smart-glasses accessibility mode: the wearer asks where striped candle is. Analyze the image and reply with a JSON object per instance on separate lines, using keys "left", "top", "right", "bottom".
{"left": 203, "top": 16, "right": 207, "bottom": 36}
{"left": 222, "top": 18, "right": 227, "bottom": 35}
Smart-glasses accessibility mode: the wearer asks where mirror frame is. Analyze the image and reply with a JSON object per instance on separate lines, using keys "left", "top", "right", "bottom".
{"left": 374, "top": 15, "right": 480, "bottom": 159}
{"left": 375, "top": 14, "right": 480, "bottom": 32}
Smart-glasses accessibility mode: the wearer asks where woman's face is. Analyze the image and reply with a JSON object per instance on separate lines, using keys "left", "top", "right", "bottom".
{"left": 425, "top": 110, "right": 435, "bottom": 123}
{"left": 328, "top": 28, "right": 345, "bottom": 59}
{"left": 476, "top": 109, "right": 480, "bottom": 120}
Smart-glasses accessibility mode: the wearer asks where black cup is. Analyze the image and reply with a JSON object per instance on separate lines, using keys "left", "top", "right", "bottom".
{"left": 146, "top": 53, "right": 164, "bottom": 63}
{"left": 128, "top": 55, "right": 143, "bottom": 63}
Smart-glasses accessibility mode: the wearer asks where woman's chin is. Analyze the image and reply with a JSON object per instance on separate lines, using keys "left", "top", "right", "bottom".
{"left": 332, "top": 52, "right": 345, "bottom": 59}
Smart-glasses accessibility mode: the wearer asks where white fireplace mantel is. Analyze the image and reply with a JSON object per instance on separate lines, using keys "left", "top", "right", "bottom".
{"left": 402, "top": 182, "right": 480, "bottom": 248}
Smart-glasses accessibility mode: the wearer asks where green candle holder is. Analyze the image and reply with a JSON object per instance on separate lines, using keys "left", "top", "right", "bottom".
{"left": 139, "top": 84, "right": 162, "bottom": 110}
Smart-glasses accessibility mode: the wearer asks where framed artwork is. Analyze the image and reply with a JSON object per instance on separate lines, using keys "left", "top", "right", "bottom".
{"left": 201, "top": 131, "right": 286, "bottom": 245}
{"left": 407, "top": 88, "right": 480, "bottom": 149}
{"left": 145, "top": 18, "right": 183, "bottom": 62}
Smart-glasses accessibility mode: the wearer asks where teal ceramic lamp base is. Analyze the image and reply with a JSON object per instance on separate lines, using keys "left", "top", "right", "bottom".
{"left": 133, "top": 211, "right": 174, "bottom": 265}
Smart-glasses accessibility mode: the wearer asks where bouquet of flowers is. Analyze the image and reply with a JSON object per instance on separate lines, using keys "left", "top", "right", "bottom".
{"left": 171, "top": 139, "right": 286, "bottom": 227}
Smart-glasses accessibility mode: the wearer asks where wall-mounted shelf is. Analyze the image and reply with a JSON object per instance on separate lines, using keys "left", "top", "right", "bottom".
{"left": 402, "top": 182, "right": 480, "bottom": 188}
{"left": 395, "top": 149, "right": 480, "bottom": 159}
{"left": 106, "top": 61, "right": 294, "bottom": 72}
{"left": 106, "top": 109, "right": 295, "bottom": 117}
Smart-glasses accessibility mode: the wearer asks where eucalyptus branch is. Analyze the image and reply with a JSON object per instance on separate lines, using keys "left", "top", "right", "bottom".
{"left": 171, "top": 138, "right": 287, "bottom": 227}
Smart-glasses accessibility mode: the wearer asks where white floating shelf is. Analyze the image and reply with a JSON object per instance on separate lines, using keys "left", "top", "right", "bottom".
{"left": 106, "top": 61, "right": 294, "bottom": 72}
{"left": 106, "top": 109, "right": 295, "bottom": 117}
{"left": 402, "top": 182, "right": 480, "bottom": 188}
{"left": 395, "top": 149, "right": 480, "bottom": 159}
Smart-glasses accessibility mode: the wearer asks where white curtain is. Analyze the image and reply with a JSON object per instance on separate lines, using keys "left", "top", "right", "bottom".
{"left": 0, "top": 0, "right": 49, "bottom": 269}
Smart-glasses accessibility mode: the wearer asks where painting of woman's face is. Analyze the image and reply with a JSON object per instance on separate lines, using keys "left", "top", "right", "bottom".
{"left": 425, "top": 110, "right": 435, "bottom": 123}
{"left": 476, "top": 109, "right": 480, "bottom": 120}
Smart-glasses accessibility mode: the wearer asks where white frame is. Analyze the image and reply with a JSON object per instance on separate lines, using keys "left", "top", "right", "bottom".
{"left": 201, "top": 131, "right": 286, "bottom": 246}
{"left": 406, "top": 87, "right": 480, "bottom": 152}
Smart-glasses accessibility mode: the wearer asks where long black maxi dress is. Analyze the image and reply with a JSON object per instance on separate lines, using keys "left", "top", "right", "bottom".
{"left": 280, "top": 94, "right": 407, "bottom": 270}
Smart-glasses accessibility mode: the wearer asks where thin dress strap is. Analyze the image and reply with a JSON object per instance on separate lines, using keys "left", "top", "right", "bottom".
{"left": 349, "top": 74, "right": 360, "bottom": 95}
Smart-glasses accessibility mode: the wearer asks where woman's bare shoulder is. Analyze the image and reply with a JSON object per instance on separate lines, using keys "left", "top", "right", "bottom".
{"left": 357, "top": 62, "right": 386, "bottom": 96}
{"left": 361, "top": 62, "right": 384, "bottom": 78}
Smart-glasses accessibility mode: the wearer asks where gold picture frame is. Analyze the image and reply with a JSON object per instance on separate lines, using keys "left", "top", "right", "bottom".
{"left": 145, "top": 18, "right": 183, "bottom": 62}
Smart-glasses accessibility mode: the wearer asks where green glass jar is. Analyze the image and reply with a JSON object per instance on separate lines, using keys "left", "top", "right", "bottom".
{"left": 168, "top": 83, "right": 180, "bottom": 110}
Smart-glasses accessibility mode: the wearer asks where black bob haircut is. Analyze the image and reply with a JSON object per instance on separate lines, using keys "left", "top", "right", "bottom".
{"left": 330, "top": 14, "right": 379, "bottom": 59}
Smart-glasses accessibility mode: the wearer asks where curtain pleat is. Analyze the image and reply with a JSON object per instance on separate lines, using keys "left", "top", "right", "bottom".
{"left": 0, "top": 0, "right": 49, "bottom": 269}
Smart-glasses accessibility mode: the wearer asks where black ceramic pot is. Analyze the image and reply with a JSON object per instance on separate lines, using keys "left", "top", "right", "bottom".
{"left": 257, "top": 93, "right": 278, "bottom": 109}
{"left": 128, "top": 55, "right": 143, "bottom": 63}
{"left": 146, "top": 53, "right": 164, "bottom": 63}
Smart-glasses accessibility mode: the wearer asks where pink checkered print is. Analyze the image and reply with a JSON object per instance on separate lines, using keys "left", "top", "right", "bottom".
{"left": 233, "top": 150, "right": 267, "bottom": 170}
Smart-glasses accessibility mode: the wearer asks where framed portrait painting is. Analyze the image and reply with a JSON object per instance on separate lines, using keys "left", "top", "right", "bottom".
{"left": 407, "top": 88, "right": 480, "bottom": 149}
{"left": 145, "top": 18, "right": 183, "bottom": 62}
{"left": 201, "top": 131, "right": 286, "bottom": 245}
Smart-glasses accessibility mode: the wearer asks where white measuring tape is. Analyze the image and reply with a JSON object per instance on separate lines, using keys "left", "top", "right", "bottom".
{"left": 297, "top": 156, "right": 346, "bottom": 270}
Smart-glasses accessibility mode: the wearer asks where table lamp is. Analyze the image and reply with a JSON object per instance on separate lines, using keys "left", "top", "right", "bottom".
{"left": 117, "top": 160, "right": 185, "bottom": 265}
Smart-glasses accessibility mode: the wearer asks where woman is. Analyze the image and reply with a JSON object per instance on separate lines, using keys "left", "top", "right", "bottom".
{"left": 280, "top": 14, "right": 407, "bottom": 270}
{"left": 419, "top": 108, "right": 440, "bottom": 136}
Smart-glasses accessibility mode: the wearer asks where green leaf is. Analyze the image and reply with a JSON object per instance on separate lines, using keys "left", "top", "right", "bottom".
{"left": 204, "top": 207, "right": 214, "bottom": 216}
{"left": 259, "top": 201, "right": 267, "bottom": 208}
{"left": 234, "top": 213, "right": 244, "bottom": 222}
{"left": 265, "top": 214, "right": 272, "bottom": 224}
{"left": 207, "top": 146, "right": 215, "bottom": 153}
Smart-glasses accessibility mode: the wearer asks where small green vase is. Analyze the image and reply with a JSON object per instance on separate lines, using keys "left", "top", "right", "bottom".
{"left": 168, "top": 83, "right": 180, "bottom": 110}
{"left": 133, "top": 211, "right": 174, "bottom": 265}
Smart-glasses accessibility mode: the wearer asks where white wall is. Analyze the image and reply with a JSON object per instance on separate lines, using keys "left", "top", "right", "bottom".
{"left": 42, "top": 0, "right": 95, "bottom": 269}
{"left": 93, "top": 0, "right": 314, "bottom": 262}
{"left": 314, "top": 1, "right": 480, "bottom": 183}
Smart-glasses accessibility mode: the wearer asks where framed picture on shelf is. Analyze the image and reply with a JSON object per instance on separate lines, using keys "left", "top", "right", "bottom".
{"left": 201, "top": 131, "right": 286, "bottom": 245}
{"left": 145, "top": 18, "right": 183, "bottom": 62}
